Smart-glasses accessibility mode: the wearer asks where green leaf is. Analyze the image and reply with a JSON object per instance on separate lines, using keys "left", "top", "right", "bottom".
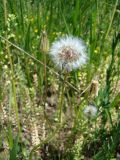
{"left": 9, "top": 134, "right": 19, "bottom": 160}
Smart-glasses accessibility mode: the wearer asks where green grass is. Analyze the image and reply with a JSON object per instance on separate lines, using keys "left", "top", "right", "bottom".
{"left": 0, "top": 0, "right": 120, "bottom": 159}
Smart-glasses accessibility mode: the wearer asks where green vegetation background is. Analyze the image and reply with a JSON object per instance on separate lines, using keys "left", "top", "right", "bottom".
{"left": 0, "top": 0, "right": 120, "bottom": 159}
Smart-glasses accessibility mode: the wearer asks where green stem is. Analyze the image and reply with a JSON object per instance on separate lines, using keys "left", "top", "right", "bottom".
{"left": 59, "top": 73, "right": 68, "bottom": 124}
{"left": 105, "top": 0, "right": 118, "bottom": 39}
{"left": 3, "top": 0, "right": 21, "bottom": 133}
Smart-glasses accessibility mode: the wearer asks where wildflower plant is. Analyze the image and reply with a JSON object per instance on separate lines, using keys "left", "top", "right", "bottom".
{"left": 50, "top": 36, "right": 88, "bottom": 72}
{"left": 49, "top": 36, "right": 88, "bottom": 125}
{"left": 84, "top": 104, "right": 97, "bottom": 118}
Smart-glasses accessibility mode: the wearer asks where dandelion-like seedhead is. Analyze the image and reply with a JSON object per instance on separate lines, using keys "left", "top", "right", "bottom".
{"left": 84, "top": 105, "right": 97, "bottom": 118}
{"left": 50, "top": 36, "right": 88, "bottom": 71}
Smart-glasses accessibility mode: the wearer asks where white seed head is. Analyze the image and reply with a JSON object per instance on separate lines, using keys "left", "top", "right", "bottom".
{"left": 84, "top": 105, "right": 97, "bottom": 118}
{"left": 50, "top": 36, "right": 88, "bottom": 71}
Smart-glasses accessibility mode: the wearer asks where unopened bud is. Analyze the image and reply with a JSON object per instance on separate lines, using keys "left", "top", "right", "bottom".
{"left": 39, "top": 30, "right": 49, "bottom": 53}
{"left": 90, "top": 80, "right": 99, "bottom": 97}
